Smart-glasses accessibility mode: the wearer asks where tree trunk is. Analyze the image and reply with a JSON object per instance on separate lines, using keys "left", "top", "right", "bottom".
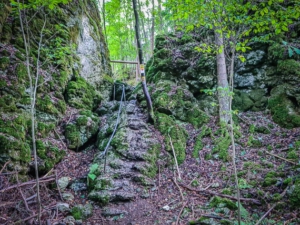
{"left": 132, "top": 0, "right": 153, "bottom": 120}
{"left": 157, "top": 0, "right": 163, "bottom": 33}
{"left": 214, "top": 30, "right": 230, "bottom": 123}
{"left": 150, "top": 0, "right": 155, "bottom": 55}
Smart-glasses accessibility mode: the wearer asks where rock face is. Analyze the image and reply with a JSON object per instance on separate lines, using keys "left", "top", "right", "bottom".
{"left": 87, "top": 96, "right": 164, "bottom": 205}
{"left": 0, "top": 0, "right": 112, "bottom": 173}
{"left": 146, "top": 30, "right": 300, "bottom": 128}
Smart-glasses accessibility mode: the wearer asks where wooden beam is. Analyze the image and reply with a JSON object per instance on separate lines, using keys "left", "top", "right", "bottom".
{"left": 110, "top": 60, "right": 138, "bottom": 64}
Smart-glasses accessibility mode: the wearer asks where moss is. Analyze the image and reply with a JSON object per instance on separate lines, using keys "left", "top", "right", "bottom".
{"left": 71, "top": 203, "right": 93, "bottom": 220}
{"left": 142, "top": 144, "right": 160, "bottom": 178}
{"left": 193, "top": 126, "right": 211, "bottom": 158}
{"left": 36, "top": 95, "right": 60, "bottom": 115}
{"left": 255, "top": 126, "right": 271, "bottom": 134}
{"left": 277, "top": 59, "right": 300, "bottom": 77}
{"left": 0, "top": 56, "right": 10, "bottom": 69}
{"left": 66, "top": 77, "right": 98, "bottom": 110}
{"left": 94, "top": 178, "right": 112, "bottom": 190}
{"left": 209, "top": 196, "right": 238, "bottom": 211}
{"left": 191, "top": 180, "right": 199, "bottom": 187}
{"left": 289, "top": 184, "right": 300, "bottom": 207}
{"left": 263, "top": 177, "right": 277, "bottom": 187}
{"left": 0, "top": 134, "right": 31, "bottom": 172}
{"left": 155, "top": 113, "right": 187, "bottom": 164}
{"left": 88, "top": 190, "right": 110, "bottom": 205}
{"left": 36, "top": 141, "right": 65, "bottom": 173}
{"left": 268, "top": 86, "right": 300, "bottom": 128}
{"left": 212, "top": 127, "right": 231, "bottom": 162}
{"left": 0, "top": 95, "right": 19, "bottom": 112}
{"left": 65, "top": 110, "right": 99, "bottom": 150}
{"left": 37, "top": 122, "right": 55, "bottom": 138}
{"left": 287, "top": 150, "right": 297, "bottom": 160}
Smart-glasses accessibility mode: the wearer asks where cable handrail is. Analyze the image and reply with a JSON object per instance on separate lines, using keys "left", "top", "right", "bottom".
{"left": 99, "top": 83, "right": 126, "bottom": 158}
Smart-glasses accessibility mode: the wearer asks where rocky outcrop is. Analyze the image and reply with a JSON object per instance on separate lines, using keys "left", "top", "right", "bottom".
{"left": 87, "top": 96, "right": 164, "bottom": 205}
{"left": 0, "top": 0, "right": 112, "bottom": 173}
{"left": 146, "top": 30, "right": 300, "bottom": 128}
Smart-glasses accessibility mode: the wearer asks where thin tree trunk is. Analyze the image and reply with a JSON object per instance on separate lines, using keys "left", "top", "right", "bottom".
{"left": 157, "top": 0, "right": 163, "bottom": 33}
{"left": 150, "top": 0, "right": 155, "bottom": 55}
{"left": 214, "top": 30, "right": 230, "bottom": 123}
{"left": 132, "top": 0, "right": 153, "bottom": 120}
{"left": 17, "top": 3, "right": 44, "bottom": 223}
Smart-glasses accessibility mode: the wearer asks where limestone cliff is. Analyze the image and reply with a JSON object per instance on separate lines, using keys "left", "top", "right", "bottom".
{"left": 0, "top": 0, "right": 112, "bottom": 174}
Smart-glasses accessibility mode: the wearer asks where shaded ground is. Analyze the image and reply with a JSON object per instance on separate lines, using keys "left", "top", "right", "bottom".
{"left": 0, "top": 111, "right": 300, "bottom": 224}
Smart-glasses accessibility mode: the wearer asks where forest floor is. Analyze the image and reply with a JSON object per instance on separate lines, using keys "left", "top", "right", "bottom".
{"left": 0, "top": 111, "right": 300, "bottom": 225}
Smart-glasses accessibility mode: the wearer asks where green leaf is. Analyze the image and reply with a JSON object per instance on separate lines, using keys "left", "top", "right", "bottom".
{"left": 288, "top": 47, "right": 294, "bottom": 57}
{"left": 292, "top": 47, "right": 300, "bottom": 55}
{"left": 89, "top": 163, "right": 99, "bottom": 174}
{"left": 88, "top": 173, "right": 96, "bottom": 181}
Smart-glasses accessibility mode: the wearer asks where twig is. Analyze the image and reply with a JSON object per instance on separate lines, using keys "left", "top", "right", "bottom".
{"left": 266, "top": 151, "right": 297, "bottom": 165}
{"left": 179, "top": 183, "right": 261, "bottom": 205}
{"left": 13, "top": 210, "right": 47, "bottom": 224}
{"left": 16, "top": 171, "right": 32, "bottom": 213}
{"left": 254, "top": 186, "right": 289, "bottom": 225}
{"left": 0, "top": 176, "right": 55, "bottom": 193}
{"left": 176, "top": 201, "right": 187, "bottom": 225}
{"left": 0, "top": 161, "right": 10, "bottom": 174}
{"left": 168, "top": 134, "right": 181, "bottom": 179}
{"left": 54, "top": 129, "right": 68, "bottom": 150}
{"left": 173, "top": 178, "right": 185, "bottom": 202}
{"left": 55, "top": 170, "right": 63, "bottom": 201}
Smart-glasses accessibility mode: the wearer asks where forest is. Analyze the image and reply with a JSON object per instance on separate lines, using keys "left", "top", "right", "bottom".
{"left": 0, "top": 0, "right": 300, "bottom": 224}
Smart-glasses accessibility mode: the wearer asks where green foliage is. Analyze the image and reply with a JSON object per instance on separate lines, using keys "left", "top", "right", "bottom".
{"left": 10, "top": 0, "right": 70, "bottom": 10}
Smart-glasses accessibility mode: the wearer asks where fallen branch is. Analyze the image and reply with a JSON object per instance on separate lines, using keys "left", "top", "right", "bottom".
{"left": 55, "top": 170, "right": 63, "bottom": 201}
{"left": 254, "top": 186, "right": 289, "bottom": 225}
{"left": 0, "top": 161, "right": 10, "bottom": 174}
{"left": 179, "top": 183, "right": 261, "bottom": 205}
{"left": 13, "top": 210, "right": 47, "bottom": 224}
{"left": 54, "top": 129, "right": 68, "bottom": 150}
{"left": 173, "top": 178, "right": 184, "bottom": 202}
{"left": 0, "top": 175, "right": 55, "bottom": 193}
{"left": 176, "top": 201, "right": 187, "bottom": 225}
{"left": 266, "top": 151, "right": 297, "bottom": 165}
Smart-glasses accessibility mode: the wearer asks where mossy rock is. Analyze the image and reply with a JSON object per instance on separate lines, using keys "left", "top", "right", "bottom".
{"left": 0, "top": 134, "right": 31, "bottom": 174}
{"left": 155, "top": 113, "right": 187, "bottom": 164}
{"left": 88, "top": 190, "right": 110, "bottom": 205}
{"left": 152, "top": 81, "right": 209, "bottom": 128}
{"left": 268, "top": 85, "right": 300, "bottom": 128}
{"left": 66, "top": 77, "right": 100, "bottom": 110}
{"left": 36, "top": 140, "right": 66, "bottom": 173}
{"left": 71, "top": 203, "right": 93, "bottom": 220}
{"left": 232, "top": 90, "right": 254, "bottom": 111}
{"left": 65, "top": 110, "right": 100, "bottom": 150}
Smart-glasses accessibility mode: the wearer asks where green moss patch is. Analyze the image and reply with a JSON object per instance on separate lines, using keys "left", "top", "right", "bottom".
{"left": 212, "top": 127, "right": 231, "bottom": 162}
{"left": 36, "top": 140, "right": 65, "bottom": 173}
{"left": 152, "top": 81, "right": 209, "bottom": 128}
{"left": 193, "top": 125, "right": 211, "bottom": 158}
{"left": 268, "top": 85, "right": 300, "bottom": 128}
{"left": 155, "top": 113, "right": 187, "bottom": 164}
{"left": 66, "top": 76, "right": 100, "bottom": 110}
